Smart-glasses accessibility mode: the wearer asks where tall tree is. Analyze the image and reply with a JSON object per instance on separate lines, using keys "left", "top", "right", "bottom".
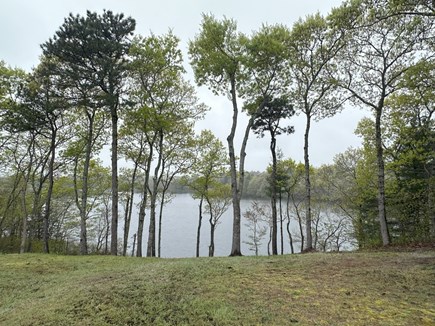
{"left": 252, "top": 97, "right": 294, "bottom": 255}
{"left": 330, "top": 0, "right": 433, "bottom": 245}
{"left": 42, "top": 10, "right": 136, "bottom": 255}
{"left": 128, "top": 32, "right": 206, "bottom": 257}
{"left": 190, "top": 19, "right": 292, "bottom": 256}
{"left": 189, "top": 15, "right": 246, "bottom": 256}
{"left": 20, "top": 58, "right": 68, "bottom": 253}
{"left": 289, "top": 13, "right": 347, "bottom": 250}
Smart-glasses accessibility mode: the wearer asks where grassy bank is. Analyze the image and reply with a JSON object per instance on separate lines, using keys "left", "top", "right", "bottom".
{"left": 0, "top": 251, "right": 434, "bottom": 325}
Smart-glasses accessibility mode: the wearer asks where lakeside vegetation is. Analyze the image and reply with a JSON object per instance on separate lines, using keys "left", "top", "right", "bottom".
{"left": 1, "top": 250, "right": 434, "bottom": 325}
{"left": 0, "top": 1, "right": 434, "bottom": 258}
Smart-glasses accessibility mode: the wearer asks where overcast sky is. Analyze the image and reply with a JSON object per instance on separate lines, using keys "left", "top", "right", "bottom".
{"left": 0, "top": 0, "right": 370, "bottom": 171}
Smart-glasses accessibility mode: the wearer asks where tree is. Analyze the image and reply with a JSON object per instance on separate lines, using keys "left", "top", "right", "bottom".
{"left": 289, "top": 13, "right": 347, "bottom": 251}
{"left": 330, "top": 0, "right": 433, "bottom": 245}
{"left": 19, "top": 58, "right": 69, "bottom": 253}
{"left": 128, "top": 32, "right": 206, "bottom": 257}
{"left": 243, "top": 201, "right": 268, "bottom": 256}
{"left": 252, "top": 98, "right": 294, "bottom": 255}
{"left": 190, "top": 19, "right": 292, "bottom": 256}
{"left": 206, "top": 183, "right": 232, "bottom": 257}
{"left": 189, "top": 15, "right": 246, "bottom": 256}
{"left": 183, "top": 130, "right": 228, "bottom": 257}
{"left": 383, "top": 59, "right": 435, "bottom": 241}
{"left": 42, "top": 10, "right": 136, "bottom": 255}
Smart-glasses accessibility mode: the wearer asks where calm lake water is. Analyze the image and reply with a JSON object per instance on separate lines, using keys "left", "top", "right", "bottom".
{"left": 125, "top": 193, "right": 301, "bottom": 258}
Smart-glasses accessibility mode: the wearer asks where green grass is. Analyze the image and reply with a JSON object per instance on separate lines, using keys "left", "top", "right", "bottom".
{"left": 0, "top": 251, "right": 434, "bottom": 325}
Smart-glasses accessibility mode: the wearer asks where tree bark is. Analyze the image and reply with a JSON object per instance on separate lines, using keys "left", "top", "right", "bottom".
{"left": 137, "top": 149, "right": 153, "bottom": 257}
{"left": 131, "top": 233, "right": 136, "bottom": 257}
{"left": 147, "top": 132, "right": 164, "bottom": 257}
{"left": 286, "top": 191, "right": 294, "bottom": 254}
{"left": 42, "top": 126, "right": 57, "bottom": 254}
{"left": 157, "top": 190, "right": 166, "bottom": 258}
{"left": 304, "top": 113, "right": 313, "bottom": 250}
{"left": 19, "top": 141, "right": 34, "bottom": 254}
{"left": 123, "top": 161, "right": 139, "bottom": 256}
{"left": 375, "top": 106, "right": 390, "bottom": 246}
{"left": 75, "top": 112, "right": 94, "bottom": 255}
{"left": 209, "top": 222, "right": 215, "bottom": 257}
{"left": 270, "top": 135, "right": 278, "bottom": 255}
{"left": 196, "top": 196, "right": 204, "bottom": 257}
{"left": 122, "top": 195, "right": 131, "bottom": 256}
{"left": 110, "top": 108, "right": 119, "bottom": 255}
{"left": 279, "top": 191, "right": 284, "bottom": 255}
{"left": 228, "top": 78, "right": 242, "bottom": 256}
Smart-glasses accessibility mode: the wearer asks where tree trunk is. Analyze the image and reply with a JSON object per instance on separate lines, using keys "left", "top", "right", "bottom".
{"left": 196, "top": 196, "right": 204, "bottom": 257}
{"left": 147, "top": 133, "right": 163, "bottom": 258}
{"left": 20, "top": 188, "right": 29, "bottom": 254}
{"left": 375, "top": 106, "right": 390, "bottom": 246}
{"left": 131, "top": 233, "right": 137, "bottom": 257}
{"left": 110, "top": 108, "right": 119, "bottom": 255}
{"left": 286, "top": 191, "right": 294, "bottom": 254}
{"left": 122, "top": 195, "right": 131, "bottom": 256}
{"left": 42, "top": 128, "right": 57, "bottom": 254}
{"left": 209, "top": 221, "right": 215, "bottom": 257}
{"left": 270, "top": 135, "right": 278, "bottom": 255}
{"left": 137, "top": 149, "right": 153, "bottom": 257}
{"left": 123, "top": 162, "right": 138, "bottom": 256}
{"left": 147, "top": 192, "right": 157, "bottom": 257}
{"left": 304, "top": 113, "right": 313, "bottom": 250}
{"left": 279, "top": 191, "right": 284, "bottom": 255}
{"left": 20, "top": 141, "right": 34, "bottom": 254}
{"left": 228, "top": 78, "right": 242, "bottom": 257}
{"left": 157, "top": 190, "right": 166, "bottom": 258}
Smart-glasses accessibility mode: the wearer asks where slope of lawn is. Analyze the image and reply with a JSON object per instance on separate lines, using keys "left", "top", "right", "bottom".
{"left": 0, "top": 250, "right": 434, "bottom": 325}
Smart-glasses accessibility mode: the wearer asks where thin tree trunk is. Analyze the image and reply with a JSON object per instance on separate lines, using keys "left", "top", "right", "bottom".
{"left": 111, "top": 108, "right": 119, "bottom": 255}
{"left": 20, "top": 141, "right": 34, "bottom": 254}
{"left": 123, "top": 162, "right": 138, "bottom": 256}
{"left": 209, "top": 222, "right": 215, "bottom": 257}
{"left": 137, "top": 149, "right": 153, "bottom": 257}
{"left": 196, "top": 195, "right": 204, "bottom": 257}
{"left": 78, "top": 118, "right": 93, "bottom": 255}
{"left": 147, "top": 133, "right": 163, "bottom": 257}
{"left": 292, "top": 194, "right": 305, "bottom": 252}
{"left": 375, "top": 106, "right": 390, "bottom": 246}
{"left": 131, "top": 233, "right": 137, "bottom": 257}
{"left": 286, "top": 191, "right": 294, "bottom": 254}
{"left": 147, "top": 192, "right": 157, "bottom": 257}
{"left": 157, "top": 191, "right": 166, "bottom": 258}
{"left": 42, "top": 129, "right": 57, "bottom": 254}
{"left": 279, "top": 191, "right": 284, "bottom": 255}
{"left": 122, "top": 195, "right": 130, "bottom": 256}
{"left": 304, "top": 113, "right": 313, "bottom": 250}
{"left": 20, "top": 187, "right": 29, "bottom": 254}
{"left": 270, "top": 135, "right": 278, "bottom": 255}
{"left": 228, "top": 78, "right": 242, "bottom": 257}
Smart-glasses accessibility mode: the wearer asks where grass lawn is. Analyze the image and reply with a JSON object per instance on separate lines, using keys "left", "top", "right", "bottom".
{"left": 0, "top": 250, "right": 434, "bottom": 325}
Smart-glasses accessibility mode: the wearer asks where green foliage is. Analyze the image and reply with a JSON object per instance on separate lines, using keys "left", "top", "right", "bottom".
{"left": 189, "top": 14, "right": 244, "bottom": 96}
{"left": 251, "top": 97, "right": 295, "bottom": 138}
{"left": 42, "top": 10, "right": 135, "bottom": 107}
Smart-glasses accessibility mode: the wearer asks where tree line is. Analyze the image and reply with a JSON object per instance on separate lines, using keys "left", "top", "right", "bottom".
{"left": 0, "top": 0, "right": 433, "bottom": 256}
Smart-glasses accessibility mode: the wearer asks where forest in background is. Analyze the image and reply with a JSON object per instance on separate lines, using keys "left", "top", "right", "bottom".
{"left": 0, "top": 0, "right": 434, "bottom": 257}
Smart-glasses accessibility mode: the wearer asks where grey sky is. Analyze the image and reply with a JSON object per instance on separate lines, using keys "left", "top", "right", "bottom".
{"left": 0, "top": 0, "right": 369, "bottom": 171}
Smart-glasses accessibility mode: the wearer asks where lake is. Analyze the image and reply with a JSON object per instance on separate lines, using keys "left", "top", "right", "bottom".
{"left": 125, "top": 193, "right": 301, "bottom": 258}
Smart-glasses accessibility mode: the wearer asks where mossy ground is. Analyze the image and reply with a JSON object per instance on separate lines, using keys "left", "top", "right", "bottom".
{"left": 0, "top": 250, "right": 434, "bottom": 325}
